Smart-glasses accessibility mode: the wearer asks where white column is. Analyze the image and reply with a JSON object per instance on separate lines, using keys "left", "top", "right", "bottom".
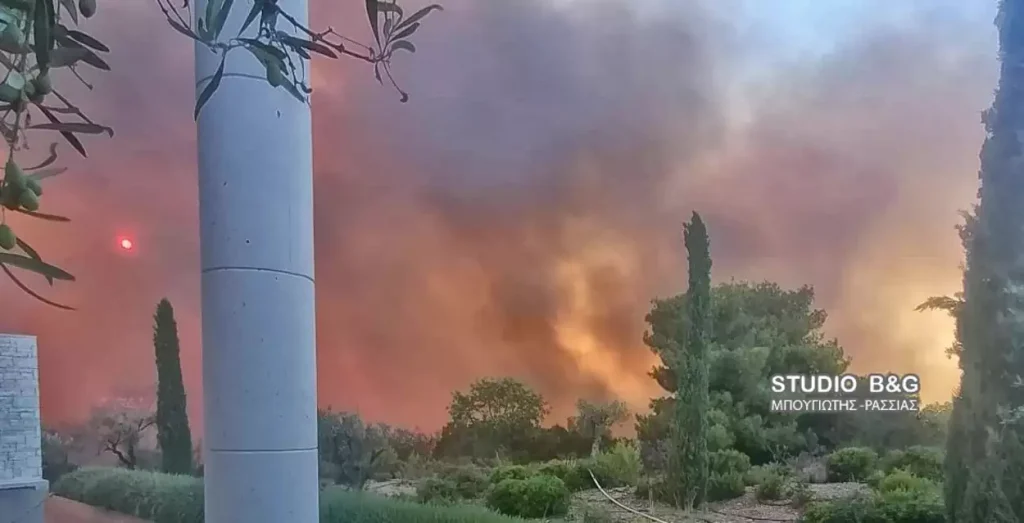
{"left": 0, "top": 334, "right": 46, "bottom": 523}
{"left": 192, "top": 0, "right": 319, "bottom": 520}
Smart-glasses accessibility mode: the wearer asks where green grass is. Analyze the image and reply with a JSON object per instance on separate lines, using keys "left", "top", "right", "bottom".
{"left": 54, "top": 467, "right": 525, "bottom": 523}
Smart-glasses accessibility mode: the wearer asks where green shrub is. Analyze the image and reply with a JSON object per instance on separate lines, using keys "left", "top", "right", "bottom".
{"left": 485, "top": 475, "right": 570, "bottom": 518}
{"left": 321, "top": 487, "right": 528, "bottom": 522}
{"left": 417, "top": 477, "right": 461, "bottom": 505}
{"left": 439, "top": 465, "right": 489, "bottom": 499}
{"left": 801, "top": 496, "right": 877, "bottom": 523}
{"left": 710, "top": 449, "right": 752, "bottom": 476}
{"left": 489, "top": 465, "right": 533, "bottom": 484}
{"left": 876, "top": 469, "right": 940, "bottom": 496}
{"left": 704, "top": 448, "right": 752, "bottom": 501}
{"left": 800, "top": 488, "right": 944, "bottom": 523}
{"left": 588, "top": 442, "right": 642, "bottom": 487}
{"left": 634, "top": 476, "right": 672, "bottom": 504}
{"left": 754, "top": 469, "right": 787, "bottom": 502}
{"left": 881, "top": 446, "right": 944, "bottom": 482}
{"left": 825, "top": 447, "right": 878, "bottom": 482}
{"left": 56, "top": 467, "right": 526, "bottom": 523}
{"left": 866, "top": 469, "right": 886, "bottom": 489}
{"left": 537, "top": 460, "right": 590, "bottom": 492}
{"left": 746, "top": 463, "right": 789, "bottom": 486}
{"left": 707, "top": 471, "right": 747, "bottom": 502}
{"left": 789, "top": 480, "right": 813, "bottom": 508}
{"left": 53, "top": 467, "right": 203, "bottom": 523}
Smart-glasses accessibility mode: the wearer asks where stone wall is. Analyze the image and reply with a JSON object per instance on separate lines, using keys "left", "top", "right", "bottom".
{"left": 0, "top": 334, "right": 42, "bottom": 482}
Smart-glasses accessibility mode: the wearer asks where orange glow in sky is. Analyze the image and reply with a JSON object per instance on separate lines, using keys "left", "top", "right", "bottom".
{"left": 119, "top": 238, "right": 133, "bottom": 251}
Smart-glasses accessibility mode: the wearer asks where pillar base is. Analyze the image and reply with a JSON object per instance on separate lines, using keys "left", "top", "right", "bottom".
{"left": 0, "top": 478, "right": 48, "bottom": 523}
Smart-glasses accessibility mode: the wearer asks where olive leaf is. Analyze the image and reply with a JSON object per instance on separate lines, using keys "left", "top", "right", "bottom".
{"left": 377, "top": 1, "right": 402, "bottom": 18}
{"left": 14, "top": 209, "right": 70, "bottom": 221}
{"left": 390, "top": 22, "right": 418, "bottom": 41}
{"left": 390, "top": 40, "right": 414, "bottom": 54}
{"left": 16, "top": 237, "right": 52, "bottom": 285}
{"left": 0, "top": 0, "right": 33, "bottom": 10}
{"left": 393, "top": 4, "right": 441, "bottom": 33}
{"left": 32, "top": 0, "right": 55, "bottom": 71}
{"left": 36, "top": 105, "right": 87, "bottom": 157}
{"left": 1, "top": 264, "right": 73, "bottom": 309}
{"left": 56, "top": 38, "right": 110, "bottom": 69}
{"left": 239, "top": 0, "right": 265, "bottom": 35}
{"left": 279, "top": 75, "right": 306, "bottom": 103}
{"left": 27, "top": 166, "right": 66, "bottom": 180}
{"left": 165, "top": 18, "right": 198, "bottom": 40}
{"left": 48, "top": 46, "right": 89, "bottom": 67}
{"left": 204, "top": 0, "right": 222, "bottom": 37}
{"left": 365, "top": 0, "right": 379, "bottom": 44}
{"left": 195, "top": 55, "right": 225, "bottom": 120}
{"left": 0, "top": 252, "right": 74, "bottom": 281}
{"left": 278, "top": 34, "right": 337, "bottom": 58}
{"left": 25, "top": 143, "right": 59, "bottom": 170}
{"left": 58, "top": 0, "right": 77, "bottom": 24}
{"left": 64, "top": 28, "right": 108, "bottom": 52}
{"left": 29, "top": 122, "right": 109, "bottom": 135}
{"left": 210, "top": 0, "right": 233, "bottom": 40}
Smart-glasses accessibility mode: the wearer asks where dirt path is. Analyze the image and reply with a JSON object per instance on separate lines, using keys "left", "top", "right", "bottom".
{"left": 45, "top": 496, "right": 148, "bottom": 523}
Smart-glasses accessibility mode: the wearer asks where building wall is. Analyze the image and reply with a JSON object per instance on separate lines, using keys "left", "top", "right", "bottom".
{"left": 0, "top": 334, "right": 42, "bottom": 482}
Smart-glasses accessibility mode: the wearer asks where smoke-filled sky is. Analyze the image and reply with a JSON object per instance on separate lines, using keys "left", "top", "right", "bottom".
{"left": 0, "top": 0, "right": 1000, "bottom": 433}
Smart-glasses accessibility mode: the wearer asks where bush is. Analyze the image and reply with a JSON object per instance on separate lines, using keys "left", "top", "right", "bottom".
{"left": 485, "top": 475, "right": 570, "bottom": 518}
{"left": 707, "top": 471, "right": 747, "bottom": 502}
{"left": 417, "top": 477, "right": 461, "bottom": 505}
{"left": 588, "top": 442, "right": 642, "bottom": 487}
{"left": 439, "top": 465, "right": 489, "bottom": 499}
{"left": 537, "top": 460, "right": 590, "bottom": 492}
{"left": 754, "top": 469, "right": 787, "bottom": 502}
{"left": 489, "top": 465, "right": 533, "bottom": 484}
{"left": 321, "top": 487, "right": 528, "bottom": 522}
{"left": 55, "top": 467, "right": 525, "bottom": 523}
{"left": 746, "top": 463, "right": 789, "bottom": 486}
{"left": 710, "top": 449, "right": 752, "bottom": 476}
{"left": 789, "top": 480, "right": 813, "bottom": 508}
{"left": 53, "top": 467, "right": 203, "bottom": 523}
{"left": 825, "top": 447, "right": 878, "bottom": 482}
{"left": 866, "top": 469, "right": 886, "bottom": 489}
{"left": 800, "top": 488, "right": 944, "bottom": 523}
{"left": 876, "top": 469, "right": 940, "bottom": 496}
{"left": 881, "top": 446, "right": 944, "bottom": 482}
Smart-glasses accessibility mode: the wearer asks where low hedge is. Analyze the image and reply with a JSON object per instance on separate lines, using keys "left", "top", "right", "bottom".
{"left": 54, "top": 467, "right": 524, "bottom": 523}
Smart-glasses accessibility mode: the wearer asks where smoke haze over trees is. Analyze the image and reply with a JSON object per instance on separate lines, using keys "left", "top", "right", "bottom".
{"left": 0, "top": 0, "right": 999, "bottom": 431}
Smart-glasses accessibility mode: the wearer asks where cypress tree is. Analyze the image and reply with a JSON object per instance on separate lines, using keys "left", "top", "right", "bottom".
{"left": 153, "top": 298, "right": 194, "bottom": 474}
{"left": 670, "top": 212, "right": 711, "bottom": 509}
{"left": 950, "top": 0, "right": 1024, "bottom": 519}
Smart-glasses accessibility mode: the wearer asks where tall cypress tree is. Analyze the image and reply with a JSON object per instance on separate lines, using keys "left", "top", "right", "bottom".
{"left": 153, "top": 298, "right": 194, "bottom": 475}
{"left": 949, "top": 1, "right": 1024, "bottom": 520}
{"left": 670, "top": 212, "right": 711, "bottom": 509}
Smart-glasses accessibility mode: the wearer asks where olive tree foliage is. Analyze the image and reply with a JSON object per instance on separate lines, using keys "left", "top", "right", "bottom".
{"left": 436, "top": 377, "right": 550, "bottom": 460}
{"left": 157, "top": 0, "right": 443, "bottom": 118}
{"left": 0, "top": 0, "right": 112, "bottom": 309}
{"left": 2, "top": 0, "right": 440, "bottom": 307}
{"left": 41, "top": 425, "right": 80, "bottom": 481}
{"left": 317, "top": 409, "right": 398, "bottom": 489}
{"left": 572, "top": 398, "right": 629, "bottom": 457}
{"left": 85, "top": 399, "right": 157, "bottom": 470}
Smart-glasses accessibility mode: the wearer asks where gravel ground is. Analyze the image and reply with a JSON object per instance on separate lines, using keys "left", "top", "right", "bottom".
{"left": 565, "top": 482, "right": 870, "bottom": 523}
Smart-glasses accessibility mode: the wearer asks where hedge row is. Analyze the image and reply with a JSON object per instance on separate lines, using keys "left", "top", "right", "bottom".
{"left": 53, "top": 467, "right": 524, "bottom": 523}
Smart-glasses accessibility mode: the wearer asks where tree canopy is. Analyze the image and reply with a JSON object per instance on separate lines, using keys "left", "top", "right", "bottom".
{"left": 638, "top": 281, "right": 850, "bottom": 467}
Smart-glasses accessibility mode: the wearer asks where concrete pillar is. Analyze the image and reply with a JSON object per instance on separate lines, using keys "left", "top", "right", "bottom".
{"left": 193, "top": 0, "right": 318, "bottom": 520}
{"left": 0, "top": 334, "right": 46, "bottom": 523}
